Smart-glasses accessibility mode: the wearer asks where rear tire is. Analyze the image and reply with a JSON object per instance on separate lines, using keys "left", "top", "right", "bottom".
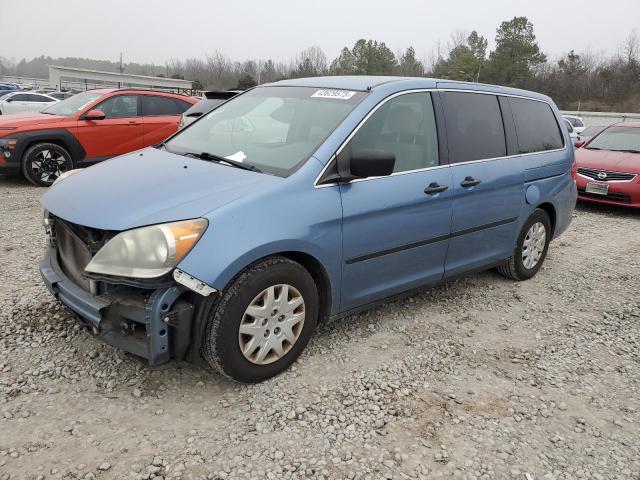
{"left": 497, "top": 209, "right": 551, "bottom": 281}
{"left": 202, "top": 256, "right": 319, "bottom": 383}
{"left": 22, "top": 142, "right": 73, "bottom": 187}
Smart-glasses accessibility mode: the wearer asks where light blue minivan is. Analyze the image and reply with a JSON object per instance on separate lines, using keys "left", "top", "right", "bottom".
{"left": 40, "top": 76, "right": 577, "bottom": 382}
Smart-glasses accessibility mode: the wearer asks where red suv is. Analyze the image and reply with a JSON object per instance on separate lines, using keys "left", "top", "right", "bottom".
{"left": 0, "top": 89, "right": 197, "bottom": 186}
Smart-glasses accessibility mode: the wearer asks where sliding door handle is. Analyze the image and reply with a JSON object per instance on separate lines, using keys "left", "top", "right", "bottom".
{"left": 424, "top": 183, "right": 449, "bottom": 195}
{"left": 460, "top": 176, "right": 481, "bottom": 188}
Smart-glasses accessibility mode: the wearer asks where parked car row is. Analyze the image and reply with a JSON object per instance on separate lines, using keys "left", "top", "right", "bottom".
{"left": 0, "top": 88, "right": 198, "bottom": 185}
{"left": 0, "top": 88, "right": 242, "bottom": 186}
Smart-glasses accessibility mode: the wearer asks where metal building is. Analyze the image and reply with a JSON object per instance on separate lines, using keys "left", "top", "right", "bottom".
{"left": 48, "top": 65, "right": 193, "bottom": 93}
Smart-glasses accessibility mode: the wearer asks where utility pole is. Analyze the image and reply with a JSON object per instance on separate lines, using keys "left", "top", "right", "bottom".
{"left": 118, "top": 52, "right": 123, "bottom": 88}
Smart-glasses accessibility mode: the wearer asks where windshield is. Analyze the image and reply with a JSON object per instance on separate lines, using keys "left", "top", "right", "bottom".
{"left": 586, "top": 126, "right": 640, "bottom": 152}
{"left": 41, "top": 91, "right": 104, "bottom": 116}
{"left": 165, "top": 86, "right": 367, "bottom": 176}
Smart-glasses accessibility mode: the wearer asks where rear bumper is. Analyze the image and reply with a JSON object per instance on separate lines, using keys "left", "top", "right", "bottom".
{"left": 39, "top": 245, "right": 196, "bottom": 365}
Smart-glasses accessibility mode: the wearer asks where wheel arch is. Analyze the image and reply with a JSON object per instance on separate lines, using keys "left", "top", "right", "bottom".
{"left": 15, "top": 129, "right": 85, "bottom": 168}
{"left": 275, "top": 251, "right": 333, "bottom": 322}
{"left": 536, "top": 202, "right": 557, "bottom": 237}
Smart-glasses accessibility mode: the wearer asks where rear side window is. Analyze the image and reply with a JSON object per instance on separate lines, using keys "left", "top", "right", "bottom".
{"left": 32, "top": 94, "right": 55, "bottom": 102}
{"left": 442, "top": 92, "right": 506, "bottom": 163}
{"left": 142, "top": 96, "right": 182, "bottom": 116}
{"left": 510, "top": 98, "right": 564, "bottom": 153}
{"left": 174, "top": 99, "right": 192, "bottom": 113}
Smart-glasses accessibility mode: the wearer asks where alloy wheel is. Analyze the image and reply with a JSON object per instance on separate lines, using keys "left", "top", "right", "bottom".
{"left": 31, "top": 148, "right": 69, "bottom": 184}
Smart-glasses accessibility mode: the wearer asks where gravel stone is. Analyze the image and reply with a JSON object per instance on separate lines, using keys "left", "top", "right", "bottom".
{"left": 1, "top": 177, "right": 639, "bottom": 479}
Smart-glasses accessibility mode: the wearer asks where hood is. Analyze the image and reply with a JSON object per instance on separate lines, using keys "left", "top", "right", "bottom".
{"left": 576, "top": 148, "right": 640, "bottom": 174}
{"left": 41, "top": 147, "right": 283, "bottom": 231}
{"left": 0, "top": 112, "right": 67, "bottom": 128}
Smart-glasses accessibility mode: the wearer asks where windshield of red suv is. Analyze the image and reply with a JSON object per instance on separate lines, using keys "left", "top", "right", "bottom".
{"left": 41, "top": 91, "right": 104, "bottom": 116}
{"left": 586, "top": 126, "right": 640, "bottom": 153}
{"left": 165, "top": 86, "right": 367, "bottom": 177}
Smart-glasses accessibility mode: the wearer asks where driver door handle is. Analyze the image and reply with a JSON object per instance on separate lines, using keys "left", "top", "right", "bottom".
{"left": 424, "top": 183, "right": 449, "bottom": 195}
{"left": 460, "top": 176, "right": 481, "bottom": 188}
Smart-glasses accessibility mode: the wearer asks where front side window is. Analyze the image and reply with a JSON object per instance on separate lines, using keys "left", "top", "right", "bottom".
{"left": 510, "top": 97, "right": 565, "bottom": 153}
{"left": 442, "top": 92, "right": 507, "bottom": 163}
{"left": 586, "top": 126, "right": 640, "bottom": 153}
{"left": 95, "top": 95, "right": 139, "bottom": 119}
{"left": 41, "top": 91, "right": 104, "bottom": 116}
{"left": 11, "top": 94, "right": 28, "bottom": 101}
{"left": 346, "top": 92, "right": 439, "bottom": 173}
{"left": 166, "top": 86, "right": 366, "bottom": 177}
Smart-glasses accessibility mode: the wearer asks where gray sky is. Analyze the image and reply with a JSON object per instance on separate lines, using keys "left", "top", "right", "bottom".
{"left": 2, "top": 0, "right": 639, "bottom": 65}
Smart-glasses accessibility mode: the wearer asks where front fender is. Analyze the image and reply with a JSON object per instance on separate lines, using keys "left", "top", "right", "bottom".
{"left": 175, "top": 169, "right": 343, "bottom": 315}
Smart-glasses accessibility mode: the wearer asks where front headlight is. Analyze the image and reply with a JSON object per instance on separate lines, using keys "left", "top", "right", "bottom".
{"left": 85, "top": 218, "right": 208, "bottom": 279}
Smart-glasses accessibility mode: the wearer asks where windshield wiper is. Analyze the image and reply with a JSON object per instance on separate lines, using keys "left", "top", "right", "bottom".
{"left": 585, "top": 147, "right": 602, "bottom": 150}
{"left": 612, "top": 149, "right": 640, "bottom": 154}
{"left": 183, "top": 151, "right": 262, "bottom": 172}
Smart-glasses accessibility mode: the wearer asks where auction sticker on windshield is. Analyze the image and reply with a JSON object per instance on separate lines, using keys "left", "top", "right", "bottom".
{"left": 311, "top": 89, "right": 356, "bottom": 100}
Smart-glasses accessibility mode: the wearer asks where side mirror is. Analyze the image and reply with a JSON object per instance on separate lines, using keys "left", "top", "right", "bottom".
{"left": 338, "top": 149, "right": 396, "bottom": 181}
{"left": 83, "top": 109, "right": 106, "bottom": 121}
{"left": 349, "top": 149, "right": 396, "bottom": 179}
{"left": 5, "top": 97, "right": 13, "bottom": 103}
{"left": 574, "top": 139, "right": 586, "bottom": 149}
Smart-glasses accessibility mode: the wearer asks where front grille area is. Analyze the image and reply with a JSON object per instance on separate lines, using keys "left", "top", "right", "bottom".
{"left": 55, "top": 220, "right": 110, "bottom": 291}
{"left": 578, "top": 167, "right": 636, "bottom": 182}
{"left": 578, "top": 189, "right": 631, "bottom": 204}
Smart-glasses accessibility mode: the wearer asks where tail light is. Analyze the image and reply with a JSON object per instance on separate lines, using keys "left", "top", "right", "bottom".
{"left": 571, "top": 161, "right": 578, "bottom": 183}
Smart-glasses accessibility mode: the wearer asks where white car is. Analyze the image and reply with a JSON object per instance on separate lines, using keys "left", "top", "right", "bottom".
{"left": 0, "top": 91, "right": 58, "bottom": 115}
{"left": 563, "top": 115, "right": 585, "bottom": 135}
{"left": 564, "top": 119, "right": 579, "bottom": 146}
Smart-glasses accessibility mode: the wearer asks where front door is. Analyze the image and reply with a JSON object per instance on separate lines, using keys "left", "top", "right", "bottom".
{"left": 440, "top": 91, "right": 523, "bottom": 276}
{"left": 339, "top": 92, "right": 453, "bottom": 311}
{"left": 77, "top": 94, "right": 143, "bottom": 162}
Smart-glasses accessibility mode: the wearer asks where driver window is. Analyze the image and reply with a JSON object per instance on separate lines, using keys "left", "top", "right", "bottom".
{"left": 348, "top": 92, "right": 439, "bottom": 173}
{"left": 95, "top": 95, "right": 139, "bottom": 119}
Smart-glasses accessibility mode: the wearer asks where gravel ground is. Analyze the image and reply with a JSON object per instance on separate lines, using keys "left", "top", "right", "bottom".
{"left": 0, "top": 174, "right": 639, "bottom": 480}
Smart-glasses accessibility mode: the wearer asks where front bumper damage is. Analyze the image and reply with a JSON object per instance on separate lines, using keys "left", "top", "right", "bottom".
{"left": 40, "top": 245, "right": 202, "bottom": 366}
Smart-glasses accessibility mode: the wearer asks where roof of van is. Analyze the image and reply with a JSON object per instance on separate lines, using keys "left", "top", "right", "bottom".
{"left": 265, "top": 76, "right": 551, "bottom": 102}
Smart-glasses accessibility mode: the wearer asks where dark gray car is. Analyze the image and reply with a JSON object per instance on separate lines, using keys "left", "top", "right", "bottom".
{"left": 179, "top": 90, "right": 241, "bottom": 128}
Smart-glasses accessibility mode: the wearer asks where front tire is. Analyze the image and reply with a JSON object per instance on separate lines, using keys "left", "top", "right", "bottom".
{"left": 202, "top": 257, "right": 319, "bottom": 383}
{"left": 22, "top": 143, "right": 73, "bottom": 187}
{"left": 497, "top": 209, "right": 551, "bottom": 281}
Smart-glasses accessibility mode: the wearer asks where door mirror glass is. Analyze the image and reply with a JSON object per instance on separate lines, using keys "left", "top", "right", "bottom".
{"left": 350, "top": 149, "right": 396, "bottom": 179}
{"left": 84, "top": 109, "right": 106, "bottom": 120}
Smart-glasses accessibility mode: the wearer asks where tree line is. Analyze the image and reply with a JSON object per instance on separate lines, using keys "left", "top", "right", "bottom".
{"left": 1, "top": 17, "right": 638, "bottom": 112}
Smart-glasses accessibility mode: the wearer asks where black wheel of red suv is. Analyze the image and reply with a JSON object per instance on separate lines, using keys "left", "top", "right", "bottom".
{"left": 201, "top": 256, "right": 319, "bottom": 383}
{"left": 22, "top": 142, "right": 73, "bottom": 187}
